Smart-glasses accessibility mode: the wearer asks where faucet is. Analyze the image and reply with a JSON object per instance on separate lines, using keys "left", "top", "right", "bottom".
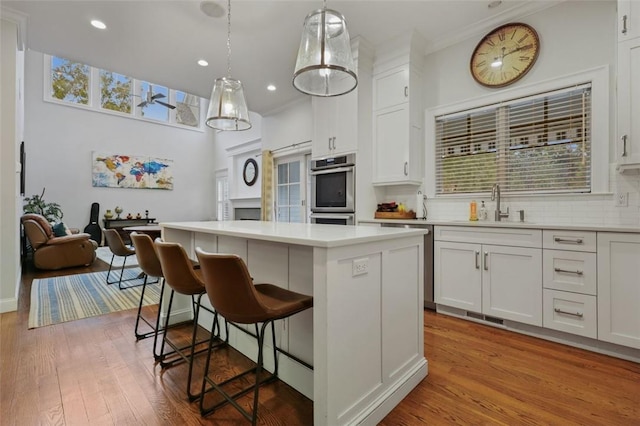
{"left": 491, "top": 183, "right": 509, "bottom": 221}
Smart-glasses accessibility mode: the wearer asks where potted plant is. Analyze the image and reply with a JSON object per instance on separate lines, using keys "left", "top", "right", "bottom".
{"left": 23, "top": 188, "right": 63, "bottom": 223}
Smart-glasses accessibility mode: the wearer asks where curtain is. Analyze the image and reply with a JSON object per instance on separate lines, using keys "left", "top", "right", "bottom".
{"left": 260, "top": 150, "right": 273, "bottom": 221}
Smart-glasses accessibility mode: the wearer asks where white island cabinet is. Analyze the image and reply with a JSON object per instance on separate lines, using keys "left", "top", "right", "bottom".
{"left": 160, "top": 221, "right": 428, "bottom": 426}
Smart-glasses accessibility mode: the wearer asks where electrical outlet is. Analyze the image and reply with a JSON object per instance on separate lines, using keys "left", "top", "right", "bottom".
{"left": 616, "top": 192, "right": 629, "bottom": 207}
{"left": 352, "top": 258, "right": 369, "bottom": 276}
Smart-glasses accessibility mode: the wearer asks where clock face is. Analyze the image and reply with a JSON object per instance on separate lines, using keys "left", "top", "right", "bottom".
{"left": 470, "top": 23, "right": 540, "bottom": 88}
{"left": 243, "top": 158, "right": 258, "bottom": 186}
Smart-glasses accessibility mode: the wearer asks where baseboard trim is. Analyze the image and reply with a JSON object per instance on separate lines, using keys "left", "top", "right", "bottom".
{"left": 0, "top": 297, "right": 18, "bottom": 313}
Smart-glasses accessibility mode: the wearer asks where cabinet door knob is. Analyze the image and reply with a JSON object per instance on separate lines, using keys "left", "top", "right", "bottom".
{"left": 622, "top": 135, "right": 628, "bottom": 157}
{"left": 622, "top": 14, "right": 628, "bottom": 35}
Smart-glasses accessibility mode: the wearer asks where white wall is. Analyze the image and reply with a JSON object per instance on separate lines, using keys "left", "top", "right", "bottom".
{"left": 262, "top": 98, "right": 313, "bottom": 152}
{"left": 0, "top": 17, "right": 23, "bottom": 313}
{"left": 383, "top": 0, "right": 640, "bottom": 227}
{"left": 23, "top": 50, "right": 218, "bottom": 229}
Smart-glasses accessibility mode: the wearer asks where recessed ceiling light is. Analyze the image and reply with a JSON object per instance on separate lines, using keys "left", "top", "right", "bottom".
{"left": 267, "top": 84, "right": 276, "bottom": 92}
{"left": 197, "top": 59, "right": 209, "bottom": 67}
{"left": 90, "top": 20, "right": 107, "bottom": 30}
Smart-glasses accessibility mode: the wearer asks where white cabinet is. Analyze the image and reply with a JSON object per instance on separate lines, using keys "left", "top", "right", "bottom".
{"left": 434, "top": 226, "right": 543, "bottom": 326}
{"left": 597, "top": 232, "right": 640, "bottom": 349}
{"left": 311, "top": 38, "right": 372, "bottom": 160}
{"left": 312, "top": 89, "right": 358, "bottom": 158}
{"left": 542, "top": 230, "right": 598, "bottom": 338}
{"left": 616, "top": 37, "right": 640, "bottom": 172}
{"left": 372, "top": 60, "right": 423, "bottom": 186}
{"left": 374, "top": 66, "right": 409, "bottom": 110}
{"left": 618, "top": 0, "right": 640, "bottom": 41}
{"left": 434, "top": 241, "right": 482, "bottom": 312}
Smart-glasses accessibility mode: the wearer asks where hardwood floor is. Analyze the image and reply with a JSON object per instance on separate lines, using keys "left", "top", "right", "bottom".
{"left": 2, "top": 260, "right": 639, "bottom": 425}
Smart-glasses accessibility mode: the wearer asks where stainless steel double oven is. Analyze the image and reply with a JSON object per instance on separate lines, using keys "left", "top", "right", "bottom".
{"left": 309, "top": 153, "right": 355, "bottom": 225}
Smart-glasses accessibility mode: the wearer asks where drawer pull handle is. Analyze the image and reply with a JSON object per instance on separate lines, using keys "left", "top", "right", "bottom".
{"left": 483, "top": 252, "right": 488, "bottom": 271}
{"left": 554, "top": 308, "right": 584, "bottom": 318}
{"left": 475, "top": 251, "right": 480, "bottom": 269}
{"left": 554, "top": 237, "right": 584, "bottom": 244}
{"left": 554, "top": 267, "right": 584, "bottom": 276}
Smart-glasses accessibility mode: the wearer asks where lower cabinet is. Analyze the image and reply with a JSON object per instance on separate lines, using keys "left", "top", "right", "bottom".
{"left": 597, "top": 232, "right": 640, "bottom": 349}
{"left": 434, "top": 227, "right": 543, "bottom": 326}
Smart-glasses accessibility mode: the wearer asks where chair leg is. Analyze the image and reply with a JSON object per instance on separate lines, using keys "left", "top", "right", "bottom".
{"left": 134, "top": 275, "right": 164, "bottom": 344}
{"left": 152, "top": 279, "right": 166, "bottom": 360}
{"left": 200, "top": 320, "right": 277, "bottom": 423}
{"left": 134, "top": 273, "right": 149, "bottom": 340}
{"left": 106, "top": 255, "right": 144, "bottom": 289}
{"left": 187, "top": 294, "right": 203, "bottom": 401}
{"left": 158, "top": 289, "right": 175, "bottom": 364}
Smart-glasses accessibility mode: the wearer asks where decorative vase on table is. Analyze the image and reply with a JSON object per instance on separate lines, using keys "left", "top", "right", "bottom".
{"left": 115, "top": 206, "right": 123, "bottom": 219}
{"left": 104, "top": 210, "right": 114, "bottom": 220}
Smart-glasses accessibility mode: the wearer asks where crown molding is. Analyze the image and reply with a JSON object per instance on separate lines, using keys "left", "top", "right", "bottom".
{"left": 424, "top": 0, "right": 565, "bottom": 55}
{"left": 0, "top": 7, "right": 28, "bottom": 51}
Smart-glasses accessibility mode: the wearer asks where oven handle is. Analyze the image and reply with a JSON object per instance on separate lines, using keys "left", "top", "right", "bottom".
{"left": 310, "top": 213, "right": 355, "bottom": 220}
{"left": 311, "top": 166, "right": 355, "bottom": 176}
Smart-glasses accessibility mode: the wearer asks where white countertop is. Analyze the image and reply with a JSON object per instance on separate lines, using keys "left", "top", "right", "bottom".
{"left": 358, "top": 218, "right": 640, "bottom": 233}
{"left": 161, "top": 220, "right": 428, "bottom": 248}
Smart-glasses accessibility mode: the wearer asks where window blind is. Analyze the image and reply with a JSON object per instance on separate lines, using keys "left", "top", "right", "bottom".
{"left": 435, "top": 84, "right": 591, "bottom": 195}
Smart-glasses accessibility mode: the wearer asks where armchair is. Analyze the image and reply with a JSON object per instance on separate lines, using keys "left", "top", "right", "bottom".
{"left": 21, "top": 213, "right": 98, "bottom": 270}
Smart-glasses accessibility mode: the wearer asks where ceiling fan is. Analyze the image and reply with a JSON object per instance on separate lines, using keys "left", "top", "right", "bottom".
{"left": 137, "top": 86, "right": 176, "bottom": 109}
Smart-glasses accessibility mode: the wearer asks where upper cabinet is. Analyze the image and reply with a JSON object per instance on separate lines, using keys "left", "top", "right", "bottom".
{"left": 311, "top": 38, "right": 373, "bottom": 159}
{"left": 372, "top": 33, "right": 424, "bottom": 186}
{"left": 312, "top": 86, "right": 358, "bottom": 158}
{"left": 618, "top": 0, "right": 640, "bottom": 41}
{"left": 617, "top": 1, "right": 640, "bottom": 174}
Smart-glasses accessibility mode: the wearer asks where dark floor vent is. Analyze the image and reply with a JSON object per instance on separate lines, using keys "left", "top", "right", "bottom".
{"left": 465, "top": 311, "right": 504, "bottom": 325}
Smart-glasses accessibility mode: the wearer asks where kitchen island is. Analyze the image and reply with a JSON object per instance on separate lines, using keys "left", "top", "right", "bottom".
{"left": 160, "top": 221, "right": 428, "bottom": 426}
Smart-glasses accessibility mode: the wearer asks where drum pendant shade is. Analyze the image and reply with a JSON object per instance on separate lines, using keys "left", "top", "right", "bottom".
{"left": 205, "top": 0, "right": 251, "bottom": 131}
{"left": 293, "top": 6, "right": 357, "bottom": 97}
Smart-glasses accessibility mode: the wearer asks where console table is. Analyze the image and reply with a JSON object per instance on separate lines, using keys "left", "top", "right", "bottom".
{"left": 103, "top": 218, "right": 156, "bottom": 244}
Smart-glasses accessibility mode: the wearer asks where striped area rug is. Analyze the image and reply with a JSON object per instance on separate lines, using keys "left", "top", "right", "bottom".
{"left": 29, "top": 268, "right": 161, "bottom": 329}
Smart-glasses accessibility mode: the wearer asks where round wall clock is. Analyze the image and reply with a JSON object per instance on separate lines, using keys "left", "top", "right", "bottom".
{"left": 242, "top": 158, "right": 258, "bottom": 186}
{"left": 470, "top": 23, "right": 540, "bottom": 88}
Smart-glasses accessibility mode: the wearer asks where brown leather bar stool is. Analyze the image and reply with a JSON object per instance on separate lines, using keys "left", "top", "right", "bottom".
{"left": 103, "top": 228, "right": 145, "bottom": 289}
{"left": 129, "top": 232, "right": 165, "bottom": 359}
{"left": 155, "top": 240, "right": 224, "bottom": 401}
{"left": 195, "top": 248, "right": 313, "bottom": 425}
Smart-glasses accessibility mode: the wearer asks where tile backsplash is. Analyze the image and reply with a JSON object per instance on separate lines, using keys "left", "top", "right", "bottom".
{"left": 381, "top": 165, "right": 640, "bottom": 227}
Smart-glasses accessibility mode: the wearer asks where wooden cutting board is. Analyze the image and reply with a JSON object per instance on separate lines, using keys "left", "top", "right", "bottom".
{"left": 374, "top": 211, "right": 416, "bottom": 219}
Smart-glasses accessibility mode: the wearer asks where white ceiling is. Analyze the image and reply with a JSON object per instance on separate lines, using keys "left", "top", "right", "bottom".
{"left": 2, "top": 0, "right": 561, "bottom": 116}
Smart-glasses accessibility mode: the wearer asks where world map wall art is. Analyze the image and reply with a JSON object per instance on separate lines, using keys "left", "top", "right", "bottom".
{"left": 92, "top": 152, "right": 174, "bottom": 190}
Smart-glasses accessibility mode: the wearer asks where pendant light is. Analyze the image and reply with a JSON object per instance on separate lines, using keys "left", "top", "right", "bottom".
{"left": 292, "top": 0, "right": 357, "bottom": 97}
{"left": 205, "top": 0, "right": 251, "bottom": 131}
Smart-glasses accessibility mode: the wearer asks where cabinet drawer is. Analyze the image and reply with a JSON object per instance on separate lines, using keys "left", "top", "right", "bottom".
{"left": 543, "top": 250, "right": 597, "bottom": 295}
{"left": 543, "top": 289, "right": 597, "bottom": 339}
{"left": 542, "top": 230, "right": 596, "bottom": 252}
{"left": 434, "top": 226, "right": 542, "bottom": 248}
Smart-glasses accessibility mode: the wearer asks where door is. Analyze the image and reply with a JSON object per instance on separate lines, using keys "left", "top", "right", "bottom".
{"left": 275, "top": 154, "right": 309, "bottom": 223}
{"left": 434, "top": 241, "right": 482, "bottom": 313}
{"left": 482, "top": 244, "right": 542, "bottom": 326}
{"left": 597, "top": 233, "right": 640, "bottom": 349}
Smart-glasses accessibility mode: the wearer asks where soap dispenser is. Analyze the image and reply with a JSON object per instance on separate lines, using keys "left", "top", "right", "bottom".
{"left": 479, "top": 201, "right": 488, "bottom": 221}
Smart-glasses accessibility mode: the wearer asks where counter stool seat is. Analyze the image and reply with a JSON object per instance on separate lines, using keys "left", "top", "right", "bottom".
{"left": 195, "top": 248, "right": 313, "bottom": 425}
{"left": 156, "top": 240, "right": 224, "bottom": 401}
{"left": 103, "top": 228, "right": 148, "bottom": 289}
{"left": 129, "top": 232, "right": 166, "bottom": 359}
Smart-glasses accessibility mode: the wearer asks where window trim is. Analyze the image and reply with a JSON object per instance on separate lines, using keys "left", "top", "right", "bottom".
{"left": 425, "top": 65, "right": 610, "bottom": 198}
{"left": 43, "top": 54, "right": 205, "bottom": 132}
